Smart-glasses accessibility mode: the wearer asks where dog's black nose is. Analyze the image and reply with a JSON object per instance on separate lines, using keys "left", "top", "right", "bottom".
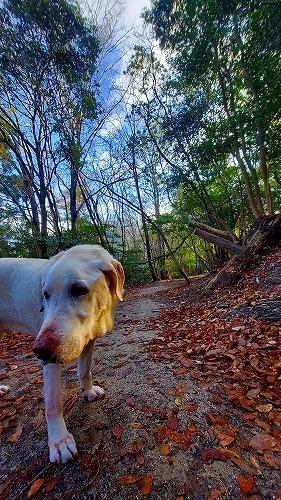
{"left": 33, "top": 346, "right": 55, "bottom": 363}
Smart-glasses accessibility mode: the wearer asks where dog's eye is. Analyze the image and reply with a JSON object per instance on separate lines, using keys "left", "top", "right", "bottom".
{"left": 70, "top": 284, "right": 88, "bottom": 298}
{"left": 43, "top": 291, "right": 50, "bottom": 300}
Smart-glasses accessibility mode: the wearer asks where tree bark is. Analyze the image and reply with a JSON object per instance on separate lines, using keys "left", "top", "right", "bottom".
{"left": 192, "top": 227, "right": 244, "bottom": 256}
{"left": 216, "top": 213, "right": 281, "bottom": 284}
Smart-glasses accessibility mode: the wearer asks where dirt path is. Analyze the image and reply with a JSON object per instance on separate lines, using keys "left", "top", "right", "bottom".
{"left": 0, "top": 278, "right": 281, "bottom": 499}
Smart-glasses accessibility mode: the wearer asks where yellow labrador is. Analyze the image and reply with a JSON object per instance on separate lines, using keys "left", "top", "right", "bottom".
{"left": 0, "top": 245, "right": 124, "bottom": 463}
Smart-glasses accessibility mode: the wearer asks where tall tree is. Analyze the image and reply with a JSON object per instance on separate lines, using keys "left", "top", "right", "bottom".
{"left": 0, "top": 0, "right": 99, "bottom": 256}
{"left": 143, "top": 0, "right": 281, "bottom": 217}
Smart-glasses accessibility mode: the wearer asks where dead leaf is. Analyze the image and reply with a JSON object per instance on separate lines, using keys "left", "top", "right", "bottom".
{"left": 139, "top": 473, "right": 153, "bottom": 495}
{"left": 166, "top": 428, "right": 186, "bottom": 443}
{"left": 249, "top": 454, "right": 262, "bottom": 474}
{"left": 159, "top": 443, "right": 170, "bottom": 456}
{"left": 187, "top": 421, "right": 197, "bottom": 433}
{"left": 180, "top": 358, "right": 191, "bottom": 367}
{"left": 208, "top": 482, "right": 226, "bottom": 500}
{"left": 28, "top": 366, "right": 41, "bottom": 373}
{"left": 46, "top": 477, "right": 58, "bottom": 493}
{"left": 28, "top": 478, "right": 44, "bottom": 498}
{"left": 112, "top": 422, "right": 123, "bottom": 440}
{"left": 184, "top": 403, "right": 198, "bottom": 411}
{"left": 202, "top": 449, "right": 229, "bottom": 463}
{"left": 271, "top": 413, "right": 281, "bottom": 427}
{"left": 167, "top": 414, "right": 179, "bottom": 431}
{"left": 237, "top": 475, "right": 254, "bottom": 494}
{"left": 7, "top": 426, "right": 23, "bottom": 443}
{"left": 90, "top": 425, "right": 103, "bottom": 454}
{"left": 154, "top": 425, "right": 166, "bottom": 444}
{"left": 231, "top": 455, "right": 262, "bottom": 476}
{"left": 249, "top": 433, "right": 276, "bottom": 451}
{"left": 136, "top": 454, "right": 145, "bottom": 465}
{"left": 130, "top": 422, "right": 143, "bottom": 429}
{"left": 259, "top": 451, "right": 281, "bottom": 469}
{"left": 256, "top": 403, "right": 273, "bottom": 413}
{"left": 214, "top": 430, "right": 235, "bottom": 447}
{"left": 118, "top": 474, "right": 144, "bottom": 485}
{"left": 208, "top": 395, "right": 221, "bottom": 403}
{"left": 133, "top": 439, "right": 142, "bottom": 453}
{"left": 138, "top": 430, "right": 155, "bottom": 449}
{"left": 32, "top": 410, "right": 44, "bottom": 430}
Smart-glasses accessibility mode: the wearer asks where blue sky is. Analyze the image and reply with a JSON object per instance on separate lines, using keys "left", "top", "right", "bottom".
{"left": 125, "top": 0, "right": 151, "bottom": 25}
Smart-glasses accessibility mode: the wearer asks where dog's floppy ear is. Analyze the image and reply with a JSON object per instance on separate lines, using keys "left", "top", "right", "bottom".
{"left": 100, "top": 260, "right": 125, "bottom": 301}
{"left": 41, "top": 250, "right": 65, "bottom": 288}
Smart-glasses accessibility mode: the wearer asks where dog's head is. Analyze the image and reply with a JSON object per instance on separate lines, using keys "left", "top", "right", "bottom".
{"left": 32, "top": 245, "right": 124, "bottom": 364}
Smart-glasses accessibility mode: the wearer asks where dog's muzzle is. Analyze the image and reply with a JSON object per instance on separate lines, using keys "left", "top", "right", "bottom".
{"left": 32, "top": 333, "right": 60, "bottom": 364}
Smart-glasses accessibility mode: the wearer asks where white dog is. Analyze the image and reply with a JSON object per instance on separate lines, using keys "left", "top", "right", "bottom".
{"left": 0, "top": 245, "right": 124, "bottom": 463}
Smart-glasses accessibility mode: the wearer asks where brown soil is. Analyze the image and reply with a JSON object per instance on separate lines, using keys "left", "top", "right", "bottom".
{"left": 1, "top": 250, "right": 281, "bottom": 499}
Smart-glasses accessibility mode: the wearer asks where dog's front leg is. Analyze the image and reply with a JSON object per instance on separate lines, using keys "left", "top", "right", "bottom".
{"left": 43, "top": 363, "right": 77, "bottom": 464}
{"left": 77, "top": 339, "right": 105, "bottom": 401}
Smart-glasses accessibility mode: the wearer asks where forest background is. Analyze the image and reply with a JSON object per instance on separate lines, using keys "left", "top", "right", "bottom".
{"left": 0, "top": 0, "right": 280, "bottom": 284}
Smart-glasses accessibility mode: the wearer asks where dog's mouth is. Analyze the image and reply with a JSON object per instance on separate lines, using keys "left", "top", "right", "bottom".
{"left": 40, "top": 356, "right": 60, "bottom": 366}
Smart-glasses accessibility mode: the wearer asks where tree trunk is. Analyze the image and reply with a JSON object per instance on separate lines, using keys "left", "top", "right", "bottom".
{"left": 216, "top": 214, "right": 281, "bottom": 284}
{"left": 232, "top": 13, "right": 274, "bottom": 215}
{"left": 189, "top": 221, "right": 243, "bottom": 255}
{"left": 191, "top": 227, "right": 243, "bottom": 256}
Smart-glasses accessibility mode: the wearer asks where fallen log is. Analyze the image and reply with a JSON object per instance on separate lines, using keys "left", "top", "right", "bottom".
{"left": 191, "top": 227, "right": 243, "bottom": 256}
{"left": 216, "top": 213, "right": 281, "bottom": 284}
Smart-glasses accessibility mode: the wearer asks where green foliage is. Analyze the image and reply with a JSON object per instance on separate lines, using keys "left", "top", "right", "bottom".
{"left": 0, "top": 0, "right": 99, "bottom": 85}
{"left": 116, "top": 248, "right": 151, "bottom": 285}
{"left": 144, "top": 0, "right": 281, "bottom": 217}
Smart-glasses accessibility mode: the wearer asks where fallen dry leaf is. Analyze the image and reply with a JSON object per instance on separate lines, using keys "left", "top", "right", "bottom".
{"left": 28, "top": 366, "right": 41, "bottom": 373}
{"left": 130, "top": 422, "right": 143, "bottom": 429}
{"left": 208, "top": 482, "right": 226, "bottom": 500}
{"left": 167, "top": 414, "right": 179, "bottom": 431}
{"left": 249, "top": 433, "right": 276, "bottom": 451}
{"left": 231, "top": 454, "right": 262, "bottom": 476}
{"left": 166, "top": 428, "right": 186, "bottom": 443}
{"left": 90, "top": 424, "right": 103, "bottom": 454}
{"left": 256, "top": 403, "right": 273, "bottom": 413}
{"left": 214, "top": 429, "right": 235, "bottom": 447}
{"left": 202, "top": 449, "right": 229, "bottom": 463}
{"left": 32, "top": 410, "right": 44, "bottom": 430}
{"left": 174, "top": 397, "right": 182, "bottom": 406}
{"left": 159, "top": 443, "right": 170, "bottom": 456}
{"left": 7, "top": 426, "right": 23, "bottom": 443}
{"left": 112, "top": 422, "right": 123, "bottom": 440}
{"left": 237, "top": 475, "right": 254, "bottom": 494}
{"left": 28, "top": 478, "right": 44, "bottom": 498}
{"left": 136, "top": 454, "right": 145, "bottom": 465}
{"left": 45, "top": 477, "right": 58, "bottom": 493}
{"left": 187, "top": 421, "right": 197, "bottom": 433}
{"left": 184, "top": 403, "right": 198, "bottom": 411}
{"left": 139, "top": 473, "right": 153, "bottom": 495}
{"left": 118, "top": 474, "right": 144, "bottom": 485}
{"left": 259, "top": 451, "right": 281, "bottom": 469}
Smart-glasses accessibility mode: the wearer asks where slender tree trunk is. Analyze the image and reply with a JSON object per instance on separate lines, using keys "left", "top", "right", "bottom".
{"left": 131, "top": 140, "right": 158, "bottom": 282}
{"left": 70, "top": 162, "right": 78, "bottom": 232}
{"left": 215, "top": 58, "right": 263, "bottom": 218}
{"left": 232, "top": 13, "right": 274, "bottom": 215}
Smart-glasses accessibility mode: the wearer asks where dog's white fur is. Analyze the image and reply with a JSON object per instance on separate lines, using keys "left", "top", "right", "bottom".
{"left": 0, "top": 245, "right": 124, "bottom": 463}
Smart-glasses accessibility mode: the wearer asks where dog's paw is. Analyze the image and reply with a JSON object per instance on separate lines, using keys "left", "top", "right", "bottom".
{"left": 83, "top": 385, "right": 105, "bottom": 402}
{"left": 0, "top": 385, "right": 9, "bottom": 397}
{"left": 49, "top": 432, "right": 78, "bottom": 464}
